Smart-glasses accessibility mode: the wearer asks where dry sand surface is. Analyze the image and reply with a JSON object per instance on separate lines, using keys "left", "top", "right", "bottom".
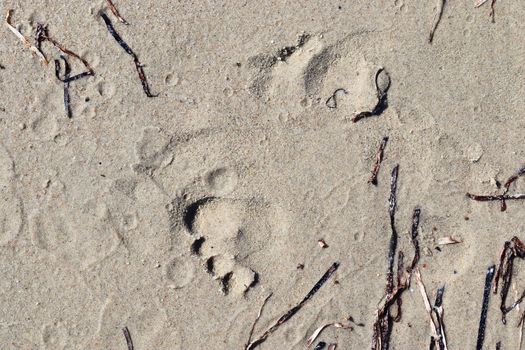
{"left": 2, "top": 1, "right": 525, "bottom": 349}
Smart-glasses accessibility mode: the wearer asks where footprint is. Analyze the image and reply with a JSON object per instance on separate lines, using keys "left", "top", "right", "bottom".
{"left": 132, "top": 127, "right": 172, "bottom": 175}
{"left": 204, "top": 167, "right": 238, "bottom": 195}
{"left": 0, "top": 143, "right": 23, "bottom": 245}
{"left": 169, "top": 194, "right": 282, "bottom": 295}
{"left": 164, "top": 256, "right": 195, "bottom": 289}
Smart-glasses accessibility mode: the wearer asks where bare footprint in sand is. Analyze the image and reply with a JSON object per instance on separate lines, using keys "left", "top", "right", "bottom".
{"left": 247, "top": 30, "right": 392, "bottom": 121}
{"left": 0, "top": 143, "right": 23, "bottom": 245}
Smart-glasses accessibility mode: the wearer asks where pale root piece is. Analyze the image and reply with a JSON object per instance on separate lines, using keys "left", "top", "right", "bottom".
{"left": 437, "top": 236, "right": 462, "bottom": 245}
{"left": 306, "top": 322, "right": 351, "bottom": 347}
{"left": 5, "top": 10, "right": 48, "bottom": 64}
{"left": 475, "top": 0, "right": 489, "bottom": 7}
{"left": 414, "top": 269, "right": 439, "bottom": 340}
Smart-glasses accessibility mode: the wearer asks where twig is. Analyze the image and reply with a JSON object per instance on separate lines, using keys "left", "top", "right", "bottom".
{"left": 368, "top": 136, "right": 389, "bottom": 185}
{"left": 5, "top": 10, "right": 48, "bottom": 64}
{"left": 54, "top": 56, "right": 72, "bottom": 118}
{"left": 386, "top": 164, "right": 399, "bottom": 295}
{"left": 106, "top": 0, "right": 129, "bottom": 25}
{"left": 433, "top": 286, "right": 448, "bottom": 350}
{"left": 409, "top": 208, "right": 421, "bottom": 272}
{"left": 414, "top": 269, "right": 440, "bottom": 345}
{"left": 122, "top": 326, "right": 134, "bottom": 350}
{"left": 429, "top": 0, "right": 446, "bottom": 44}
{"left": 476, "top": 265, "right": 496, "bottom": 350}
{"left": 246, "top": 293, "right": 273, "bottom": 347}
{"left": 328, "top": 344, "right": 337, "bottom": 350}
{"left": 353, "top": 68, "right": 390, "bottom": 122}
{"left": 246, "top": 262, "right": 340, "bottom": 350}
{"left": 100, "top": 12, "right": 158, "bottom": 97}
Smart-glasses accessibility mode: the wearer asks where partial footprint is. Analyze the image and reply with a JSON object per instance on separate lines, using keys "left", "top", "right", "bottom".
{"left": 0, "top": 143, "right": 23, "bottom": 245}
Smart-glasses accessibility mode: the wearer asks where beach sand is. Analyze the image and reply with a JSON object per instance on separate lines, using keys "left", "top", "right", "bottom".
{"left": 1, "top": 1, "right": 525, "bottom": 349}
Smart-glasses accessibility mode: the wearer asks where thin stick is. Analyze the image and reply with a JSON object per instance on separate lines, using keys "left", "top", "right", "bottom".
{"left": 432, "top": 286, "right": 448, "bottom": 350}
{"left": 5, "top": 10, "right": 48, "bottom": 64}
{"left": 368, "top": 136, "right": 389, "bottom": 186}
{"left": 106, "top": 0, "right": 129, "bottom": 25}
{"left": 476, "top": 265, "right": 496, "bottom": 350}
{"left": 409, "top": 208, "right": 421, "bottom": 272}
{"left": 54, "top": 56, "right": 72, "bottom": 118}
{"left": 246, "top": 262, "right": 340, "bottom": 350}
{"left": 429, "top": 0, "right": 446, "bottom": 44}
{"left": 100, "top": 12, "right": 158, "bottom": 97}
{"left": 467, "top": 193, "right": 525, "bottom": 201}
{"left": 246, "top": 293, "right": 273, "bottom": 347}
{"left": 386, "top": 164, "right": 399, "bottom": 295}
{"left": 500, "top": 166, "right": 525, "bottom": 211}
{"left": 414, "top": 269, "right": 439, "bottom": 343}
{"left": 122, "top": 326, "right": 134, "bottom": 350}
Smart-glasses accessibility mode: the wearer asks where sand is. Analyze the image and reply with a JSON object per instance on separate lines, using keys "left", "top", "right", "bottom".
{"left": 1, "top": 0, "right": 525, "bottom": 349}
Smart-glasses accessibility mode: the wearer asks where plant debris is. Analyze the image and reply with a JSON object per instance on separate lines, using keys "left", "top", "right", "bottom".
{"left": 313, "top": 342, "right": 327, "bottom": 350}
{"left": 467, "top": 166, "right": 525, "bottom": 211}
{"left": 246, "top": 293, "right": 273, "bottom": 348}
{"left": 493, "top": 237, "right": 525, "bottom": 324}
{"left": 328, "top": 344, "right": 337, "bottom": 350}
{"left": 245, "top": 262, "right": 340, "bottom": 350}
{"left": 306, "top": 322, "right": 352, "bottom": 347}
{"left": 122, "top": 326, "right": 134, "bottom": 350}
{"left": 368, "top": 136, "right": 389, "bottom": 186}
{"left": 106, "top": 0, "right": 129, "bottom": 25}
{"left": 100, "top": 12, "right": 158, "bottom": 97}
{"left": 476, "top": 265, "right": 495, "bottom": 350}
{"left": 318, "top": 239, "right": 329, "bottom": 249}
{"left": 54, "top": 56, "right": 72, "bottom": 118}
{"left": 414, "top": 269, "right": 440, "bottom": 347}
{"left": 353, "top": 68, "right": 390, "bottom": 122}
{"left": 371, "top": 165, "right": 422, "bottom": 350}
{"left": 433, "top": 285, "right": 448, "bottom": 350}
{"left": 325, "top": 88, "right": 348, "bottom": 109}
{"left": 437, "top": 236, "right": 462, "bottom": 246}
{"left": 429, "top": 0, "right": 446, "bottom": 43}
{"left": 5, "top": 10, "right": 48, "bottom": 64}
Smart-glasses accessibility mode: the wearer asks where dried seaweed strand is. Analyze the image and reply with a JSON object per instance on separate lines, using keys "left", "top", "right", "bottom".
{"left": 5, "top": 10, "right": 48, "bottom": 64}
{"left": 386, "top": 164, "right": 399, "bottom": 295}
{"left": 409, "top": 208, "right": 421, "bottom": 272}
{"left": 500, "top": 166, "right": 525, "bottom": 211}
{"left": 476, "top": 265, "right": 496, "bottom": 350}
{"left": 369, "top": 136, "right": 389, "bottom": 186}
{"left": 100, "top": 12, "right": 158, "bottom": 97}
{"left": 353, "top": 68, "right": 390, "bottom": 123}
{"left": 326, "top": 88, "right": 348, "bottom": 109}
{"left": 306, "top": 322, "right": 352, "bottom": 347}
{"left": 106, "top": 0, "right": 129, "bottom": 25}
{"left": 122, "top": 326, "right": 134, "bottom": 350}
{"left": 496, "top": 341, "right": 501, "bottom": 350}
{"left": 467, "top": 193, "right": 525, "bottom": 201}
{"left": 493, "top": 237, "right": 525, "bottom": 324}
{"left": 246, "top": 262, "right": 340, "bottom": 350}
{"left": 429, "top": 0, "right": 446, "bottom": 44}
{"left": 246, "top": 293, "right": 273, "bottom": 347}
{"left": 391, "top": 251, "right": 405, "bottom": 322}
{"left": 54, "top": 56, "right": 72, "bottom": 118}
{"left": 35, "top": 23, "right": 94, "bottom": 78}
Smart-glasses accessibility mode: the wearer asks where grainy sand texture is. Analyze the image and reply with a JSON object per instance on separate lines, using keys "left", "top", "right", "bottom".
{"left": 2, "top": 0, "right": 525, "bottom": 349}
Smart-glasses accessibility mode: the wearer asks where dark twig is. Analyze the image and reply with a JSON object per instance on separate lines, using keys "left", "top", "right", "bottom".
{"left": 54, "top": 56, "right": 72, "bottom": 118}
{"left": 494, "top": 237, "right": 525, "bottom": 324}
{"left": 429, "top": 0, "right": 446, "bottom": 43}
{"left": 326, "top": 88, "right": 348, "bottom": 109}
{"left": 368, "top": 136, "right": 389, "bottom": 185}
{"left": 106, "top": 0, "right": 129, "bottom": 25}
{"left": 100, "top": 12, "right": 158, "bottom": 97}
{"left": 500, "top": 166, "right": 525, "bottom": 211}
{"left": 246, "top": 262, "right": 340, "bottom": 350}
{"left": 409, "top": 208, "right": 421, "bottom": 272}
{"left": 476, "top": 265, "right": 495, "bottom": 350}
{"left": 353, "top": 68, "right": 391, "bottom": 122}
{"left": 386, "top": 164, "right": 399, "bottom": 295}
{"left": 122, "top": 326, "right": 134, "bottom": 350}
{"left": 433, "top": 286, "right": 447, "bottom": 350}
